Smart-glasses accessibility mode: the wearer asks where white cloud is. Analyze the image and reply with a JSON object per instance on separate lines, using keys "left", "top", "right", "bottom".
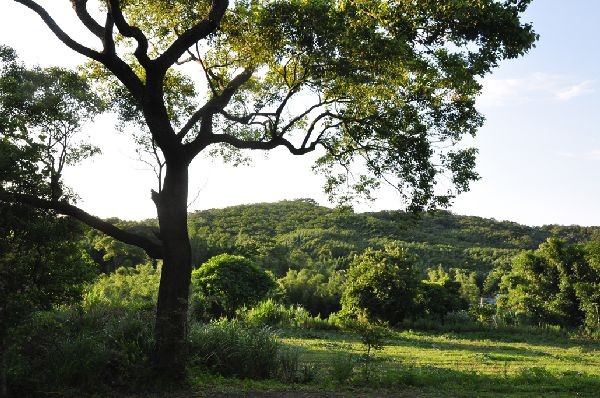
{"left": 556, "top": 81, "right": 595, "bottom": 101}
{"left": 478, "top": 73, "right": 595, "bottom": 107}
{"left": 558, "top": 150, "right": 600, "bottom": 161}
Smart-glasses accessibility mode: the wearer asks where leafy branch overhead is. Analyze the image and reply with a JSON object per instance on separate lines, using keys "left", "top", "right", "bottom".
{"left": 17, "top": 0, "right": 535, "bottom": 209}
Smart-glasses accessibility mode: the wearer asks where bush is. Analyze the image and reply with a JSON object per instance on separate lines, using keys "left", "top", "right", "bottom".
{"left": 7, "top": 305, "right": 154, "bottom": 396}
{"left": 276, "top": 346, "right": 316, "bottom": 384}
{"left": 188, "top": 319, "right": 280, "bottom": 379}
{"left": 278, "top": 267, "right": 344, "bottom": 317}
{"left": 240, "top": 299, "right": 338, "bottom": 330}
{"left": 191, "top": 254, "right": 276, "bottom": 318}
{"left": 242, "top": 299, "right": 292, "bottom": 327}
{"left": 328, "top": 352, "right": 355, "bottom": 384}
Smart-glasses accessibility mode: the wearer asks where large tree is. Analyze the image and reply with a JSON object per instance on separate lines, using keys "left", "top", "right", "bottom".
{"left": 2, "top": 0, "right": 537, "bottom": 379}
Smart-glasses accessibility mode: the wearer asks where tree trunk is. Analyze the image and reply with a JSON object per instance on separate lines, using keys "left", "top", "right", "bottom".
{"left": 151, "top": 162, "right": 192, "bottom": 381}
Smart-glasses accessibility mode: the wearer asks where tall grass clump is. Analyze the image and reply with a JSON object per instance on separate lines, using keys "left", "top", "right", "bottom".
{"left": 6, "top": 264, "right": 160, "bottom": 396}
{"left": 188, "top": 319, "right": 280, "bottom": 379}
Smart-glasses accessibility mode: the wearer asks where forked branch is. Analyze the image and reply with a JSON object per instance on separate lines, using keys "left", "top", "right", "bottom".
{"left": 156, "top": 0, "right": 229, "bottom": 71}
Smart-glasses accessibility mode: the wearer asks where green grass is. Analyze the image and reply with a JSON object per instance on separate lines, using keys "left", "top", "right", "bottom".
{"left": 190, "top": 328, "right": 600, "bottom": 397}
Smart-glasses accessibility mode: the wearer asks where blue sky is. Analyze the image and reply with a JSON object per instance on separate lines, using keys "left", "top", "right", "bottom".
{"left": 1, "top": 1, "right": 599, "bottom": 226}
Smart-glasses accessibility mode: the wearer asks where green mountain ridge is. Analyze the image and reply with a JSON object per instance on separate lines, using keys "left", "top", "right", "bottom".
{"left": 184, "top": 199, "right": 600, "bottom": 277}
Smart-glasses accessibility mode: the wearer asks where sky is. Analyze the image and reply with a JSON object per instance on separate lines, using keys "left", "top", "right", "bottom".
{"left": 1, "top": 1, "right": 599, "bottom": 227}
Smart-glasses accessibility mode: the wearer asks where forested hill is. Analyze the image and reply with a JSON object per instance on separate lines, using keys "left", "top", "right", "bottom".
{"left": 184, "top": 199, "right": 600, "bottom": 276}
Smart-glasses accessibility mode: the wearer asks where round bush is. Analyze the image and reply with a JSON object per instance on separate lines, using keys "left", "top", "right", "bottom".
{"left": 191, "top": 254, "right": 276, "bottom": 318}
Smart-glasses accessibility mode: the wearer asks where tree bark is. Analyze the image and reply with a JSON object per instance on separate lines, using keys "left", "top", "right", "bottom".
{"left": 151, "top": 161, "right": 192, "bottom": 380}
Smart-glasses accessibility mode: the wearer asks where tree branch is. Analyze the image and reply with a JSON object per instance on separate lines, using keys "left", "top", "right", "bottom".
{"left": 156, "top": 0, "right": 229, "bottom": 71}
{"left": 0, "top": 190, "right": 164, "bottom": 259}
{"left": 14, "top": 0, "right": 144, "bottom": 99}
{"left": 178, "top": 68, "right": 253, "bottom": 140}
{"left": 14, "top": 0, "right": 104, "bottom": 62}
{"left": 206, "top": 134, "right": 319, "bottom": 156}
{"left": 107, "top": 0, "right": 151, "bottom": 67}
{"left": 71, "top": 0, "right": 104, "bottom": 38}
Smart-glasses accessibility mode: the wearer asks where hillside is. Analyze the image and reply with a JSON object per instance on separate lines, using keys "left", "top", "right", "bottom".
{"left": 185, "top": 199, "right": 600, "bottom": 277}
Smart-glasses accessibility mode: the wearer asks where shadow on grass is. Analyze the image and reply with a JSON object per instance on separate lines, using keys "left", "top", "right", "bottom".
{"left": 370, "top": 363, "right": 600, "bottom": 397}
{"left": 391, "top": 334, "right": 555, "bottom": 359}
{"left": 281, "top": 332, "right": 600, "bottom": 397}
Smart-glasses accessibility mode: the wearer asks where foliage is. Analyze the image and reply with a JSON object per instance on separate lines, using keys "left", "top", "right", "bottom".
{"left": 240, "top": 299, "right": 338, "bottom": 330}
{"left": 0, "top": 202, "right": 96, "bottom": 396}
{"left": 85, "top": 221, "right": 154, "bottom": 273}
{"left": 414, "top": 280, "right": 468, "bottom": 321}
{"left": 188, "top": 319, "right": 280, "bottom": 379}
{"left": 191, "top": 254, "right": 276, "bottom": 318}
{"left": 83, "top": 263, "right": 161, "bottom": 311}
{"left": 341, "top": 244, "right": 418, "bottom": 325}
{"left": 278, "top": 265, "right": 345, "bottom": 317}
{"left": 498, "top": 238, "right": 600, "bottom": 328}
{"left": 0, "top": 45, "right": 103, "bottom": 201}
{"left": 328, "top": 351, "right": 355, "bottom": 385}
{"left": 6, "top": 305, "right": 155, "bottom": 396}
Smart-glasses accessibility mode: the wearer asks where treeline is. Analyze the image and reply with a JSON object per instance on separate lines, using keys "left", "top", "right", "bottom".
{"left": 82, "top": 199, "right": 600, "bottom": 323}
{"left": 87, "top": 198, "right": 600, "bottom": 281}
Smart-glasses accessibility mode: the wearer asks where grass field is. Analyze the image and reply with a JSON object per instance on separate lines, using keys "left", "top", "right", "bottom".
{"left": 191, "top": 327, "right": 600, "bottom": 397}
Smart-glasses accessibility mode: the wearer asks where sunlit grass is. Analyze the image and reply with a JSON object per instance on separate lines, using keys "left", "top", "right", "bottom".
{"left": 192, "top": 328, "right": 600, "bottom": 397}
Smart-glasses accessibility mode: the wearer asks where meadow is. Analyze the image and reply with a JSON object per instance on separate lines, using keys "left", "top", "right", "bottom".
{"left": 191, "top": 327, "right": 600, "bottom": 398}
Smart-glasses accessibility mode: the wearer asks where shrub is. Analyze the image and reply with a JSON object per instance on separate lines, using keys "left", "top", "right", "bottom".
{"left": 240, "top": 299, "right": 339, "bottom": 330}
{"left": 276, "top": 347, "right": 316, "bottom": 384}
{"left": 278, "top": 267, "right": 344, "bottom": 317}
{"left": 188, "top": 320, "right": 280, "bottom": 379}
{"left": 414, "top": 279, "right": 468, "bottom": 320}
{"left": 191, "top": 254, "right": 276, "bottom": 318}
{"left": 7, "top": 305, "right": 154, "bottom": 396}
{"left": 242, "top": 299, "right": 292, "bottom": 327}
{"left": 328, "top": 352, "right": 355, "bottom": 384}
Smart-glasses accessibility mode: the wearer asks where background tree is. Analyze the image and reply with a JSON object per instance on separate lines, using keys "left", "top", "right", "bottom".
{"left": 4, "top": 0, "right": 537, "bottom": 378}
{"left": 498, "top": 238, "right": 585, "bottom": 327}
{"left": 191, "top": 254, "right": 276, "bottom": 318}
{"left": 341, "top": 244, "right": 419, "bottom": 325}
{"left": 575, "top": 241, "right": 600, "bottom": 330}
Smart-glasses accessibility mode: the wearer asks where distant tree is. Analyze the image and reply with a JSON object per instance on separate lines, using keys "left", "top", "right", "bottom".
{"left": 341, "top": 244, "right": 419, "bottom": 325}
{"left": 498, "top": 238, "right": 585, "bottom": 327}
{"left": 83, "top": 263, "right": 161, "bottom": 311}
{"left": 454, "top": 269, "right": 481, "bottom": 308}
{"left": 4, "top": 0, "right": 537, "bottom": 378}
{"left": 415, "top": 279, "right": 467, "bottom": 320}
{"left": 191, "top": 254, "right": 275, "bottom": 318}
{"left": 573, "top": 241, "right": 600, "bottom": 330}
{"left": 278, "top": 266, "right": 344, "bottom": 317}
{"left": 85, "top": 220, "right": 152, "bottom": 273}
